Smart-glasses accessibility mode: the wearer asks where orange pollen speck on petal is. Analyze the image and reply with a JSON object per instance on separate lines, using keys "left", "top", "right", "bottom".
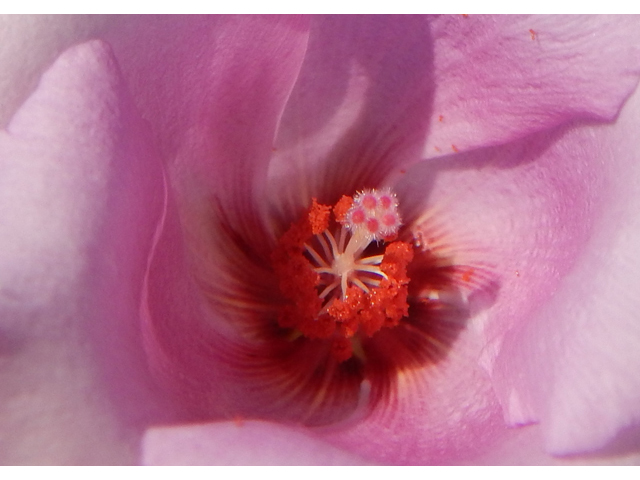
{"left": 461, "top": 268, "right": 474, "bottom": 283}
{"left": 270, "top": 190, "right": 412, "bottom": 362}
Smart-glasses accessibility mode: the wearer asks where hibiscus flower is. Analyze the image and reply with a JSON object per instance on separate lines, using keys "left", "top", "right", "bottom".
{"left": 1, "top": 15, "right": 640, "bottom": 465}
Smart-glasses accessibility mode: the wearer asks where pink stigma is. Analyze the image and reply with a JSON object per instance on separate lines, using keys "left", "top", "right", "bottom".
{"left": 346, "top": 188, "right": 402, "bottom": 241}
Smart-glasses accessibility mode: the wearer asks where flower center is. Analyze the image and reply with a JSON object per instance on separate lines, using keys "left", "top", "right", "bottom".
{"left": 271, "top": 189, "right": 413, "bottom": 362}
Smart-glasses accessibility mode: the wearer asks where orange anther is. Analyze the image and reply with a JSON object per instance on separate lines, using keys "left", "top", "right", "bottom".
{"left": 309, "top": 198, "right": 331, "bottom": 235}
{"left": 333, "top": 195, "right": 353, "bottom": 223}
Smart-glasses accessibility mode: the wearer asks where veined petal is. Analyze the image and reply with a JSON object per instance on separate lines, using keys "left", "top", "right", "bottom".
{"left": 316, "top": 79, "right": 640, "bottom": 462}
{"left": 0, "top": 41, "right": 169, "bottom": 464}
{"left": 317, "top": 326, "right": 508, "bottom": 464}
{"left": 143, "top": 195, "right": 366, "bottom": 425}
{"left": 307, "top": 190, "right": 503, "bottom": 463}
{"left": 426, "top": 15, "right": 640, "bottom": 157}
{"left": 492, "top": 85, "right": 640, "bottom": 455}
{"left": 397, "top": 125, "right": 603, "bottom": 351}
{"left": 392, "top": 123, "right": 606, "bottom": 455}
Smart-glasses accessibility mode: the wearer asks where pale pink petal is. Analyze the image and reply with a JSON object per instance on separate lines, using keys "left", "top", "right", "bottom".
{"left": 0, "top": 40, "right": 170, "bottom": 464}
{"left": 314, "top": 84, "right": 640, "bottom": 464}
{"left": 103, "top": 15, "right": 310, "bottom": 239}
{"left": 267, "top": 15, "right": 434, "bottom": 218}
{"left": 3, "top": 16, "right": 310, "bottom": 237}
{"left": 142, "top": 421, "right": 369, "bottom": 465}
{"left": 141, "top": 16, "right": 640, "bottom": 464}
{"left": 396, "top": 126, "right": 603, "bottom": 353}
{"left": 140, "top": 17, "right": 311, "bottom": 421}
{"left": 142, "top": 419, "right": 640, "bottom": 465}
{"left": 492, "top": 85, "right": 640, "bottom": 455}
{"left": 0, "top": 15, "right": 117, "bottom": 126}
{"left": 463, "top": 423, "right": 640, "bottom": 465}
{"left": 426, "top": 15, "right": 640, "bottom": 157}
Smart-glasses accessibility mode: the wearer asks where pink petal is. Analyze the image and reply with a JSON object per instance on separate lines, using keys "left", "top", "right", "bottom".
{"left": 142, "top": 419, "right": 640, "bottom": 465}
{"left": 140, "top": 17, "right": 311, "bottom": 421}
{"left": 142, "top": 421, "right": 369, "bottom": 465}
{"left": 141, "top": 16, "right": 640, "bottom": 463}
{"left": 0, "top": 15, "right": 116, "bottom": 126}
{"left": 492, "top": 85, "right": 640, "bottom": 455}
{"left": 316, "top": 327, "right": 510, "bottom": 464}
{"left": 396, "top": 126, "right": 603, "bottom": 353}
{"left": 317, "top": 84, "right": 640, "bottom": 464}
{"left": 3, "top": 16, "right": 310, "bottom": 236}
{"left": 463, "top": 423, "right": 640, "bottom": 465}
{"left": 0, "top": 40, "right": 170, "bottom": 464}
{"left": 426, "top": 15, "right": 640, "bottom": 156}
{"left": 103, "top": 15, "right": 310, "bottom": 239}
{"left": 267, "top": 16, "right": 434, "bottom": 217}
